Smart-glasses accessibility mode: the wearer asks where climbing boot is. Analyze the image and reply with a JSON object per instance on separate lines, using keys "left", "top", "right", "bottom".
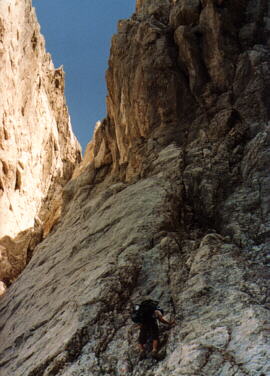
{"left": 151, "top": 349, "right": 166, "bottom": 360}
{"left": 139, "top": 350, "right": 146, "bottom": 360}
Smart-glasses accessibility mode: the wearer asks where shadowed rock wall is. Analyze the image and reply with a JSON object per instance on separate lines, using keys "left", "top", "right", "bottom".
{"left": 0, "top": 0, "right": 81, "bottom": 289}
{"left": 0, "top": 0, "right": 269, "bottom": 375}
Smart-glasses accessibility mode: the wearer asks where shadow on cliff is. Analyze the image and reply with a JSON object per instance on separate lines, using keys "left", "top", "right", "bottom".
{"left": 0, "top": 226, "right": 43, "bottom": 288}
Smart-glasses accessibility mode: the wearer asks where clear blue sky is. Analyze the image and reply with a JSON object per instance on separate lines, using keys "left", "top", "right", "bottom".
{"left": 33, "top": 0, "right": 135, "bottom": 152}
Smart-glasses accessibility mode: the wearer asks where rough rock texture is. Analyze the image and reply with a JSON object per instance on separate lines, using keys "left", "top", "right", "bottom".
{"left": 0, "top": 0, "right": 270, "bottom": 375}
{"left": 0, "top": 0, "right": 81, "bottom": 288}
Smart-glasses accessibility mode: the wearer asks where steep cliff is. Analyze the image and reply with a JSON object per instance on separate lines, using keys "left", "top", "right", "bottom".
{"left": 0, "top": 0, "right": 81, "bottom": 290}
{"left": 0, "top": 0, "right": 270, "bottom": 375}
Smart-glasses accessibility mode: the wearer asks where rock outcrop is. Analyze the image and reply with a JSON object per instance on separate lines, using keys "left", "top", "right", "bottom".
{"left": 0, "top": 0, "right": 270, "bottom": 375}
{"left": 0, "top": 0, "right": 81, "bottom": 289}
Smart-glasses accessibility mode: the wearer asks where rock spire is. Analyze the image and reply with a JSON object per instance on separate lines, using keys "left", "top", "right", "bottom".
{"left": 0, "top": 0, "right": 269, "bottom": 375}
{"left": 0, "top": 0, "right": 81, "bottom": 289}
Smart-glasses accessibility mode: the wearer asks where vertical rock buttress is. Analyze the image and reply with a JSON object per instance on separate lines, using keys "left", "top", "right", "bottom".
{"left": 0, "top": 0, "right": 81, "bottom": 289}
{"left": 0, "top": 0, "right": 269, "bottom": 376}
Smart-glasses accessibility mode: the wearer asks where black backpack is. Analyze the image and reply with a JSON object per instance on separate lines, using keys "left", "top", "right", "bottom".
{"left": 131, "top": 300, "right": 163, "bottom": 324}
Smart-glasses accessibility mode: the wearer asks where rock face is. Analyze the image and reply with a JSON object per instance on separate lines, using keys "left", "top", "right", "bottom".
{"left": 0, "top": 0, "right": 81, "bottom": 288}
{"left": 0, "top": 0, "right": 270, "bottom": 375}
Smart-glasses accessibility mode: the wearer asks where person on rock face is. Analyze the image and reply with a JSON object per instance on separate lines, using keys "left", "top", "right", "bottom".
{"left": 132, "top": 299, "right": 175, "bottom": 360}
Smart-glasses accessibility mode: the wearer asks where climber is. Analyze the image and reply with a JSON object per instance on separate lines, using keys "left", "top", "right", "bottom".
{"left": 131, "top": 299, "right": 175, "bottom": 360}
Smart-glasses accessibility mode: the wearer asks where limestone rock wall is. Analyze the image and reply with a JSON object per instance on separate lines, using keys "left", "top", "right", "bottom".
{"left": 0, "top": 0, "right": 269, "bottom": 376}
{"left": 0, "top": 0, "right": 81, "bottom": 288}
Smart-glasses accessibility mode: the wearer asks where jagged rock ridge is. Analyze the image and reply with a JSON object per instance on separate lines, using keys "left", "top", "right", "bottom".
{"left": 0, "top": 0, "right": 270, "bottom": 375}
{"left": 0, "top": 0, "right": 81, "bottom": 290}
